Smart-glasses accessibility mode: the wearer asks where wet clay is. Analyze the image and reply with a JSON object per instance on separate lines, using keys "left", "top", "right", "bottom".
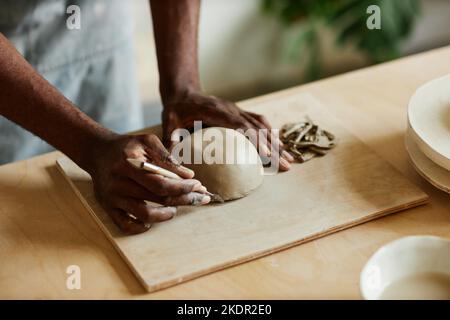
{"left": 177, "top": 127, "right": 264, "bottom": 201}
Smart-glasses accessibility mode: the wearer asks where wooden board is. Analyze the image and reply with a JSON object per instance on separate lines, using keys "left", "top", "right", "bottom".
{"left": 56, "top": 93, "right": 428, "bottom": 292}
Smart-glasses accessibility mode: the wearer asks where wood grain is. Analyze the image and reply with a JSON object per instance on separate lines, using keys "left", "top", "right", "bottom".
{"left": 57, "top": 94, "right": 428, "bottom": 292}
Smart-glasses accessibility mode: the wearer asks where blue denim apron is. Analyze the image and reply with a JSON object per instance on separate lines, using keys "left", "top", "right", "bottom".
{"left": 0, "top": 0, "right": 143, "bottom": 163}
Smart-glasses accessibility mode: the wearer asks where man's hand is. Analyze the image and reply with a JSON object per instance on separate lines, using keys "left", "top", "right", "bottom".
{"left": 86, "top": 133, "right": 210, "bottom": 234}
{"left": 162, "top": 91, "right": 294, "bottom": 171}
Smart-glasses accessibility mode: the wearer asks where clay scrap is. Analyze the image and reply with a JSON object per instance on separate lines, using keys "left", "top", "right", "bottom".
{"left": 281, "top": 117, "right": 337, "bottom": 163}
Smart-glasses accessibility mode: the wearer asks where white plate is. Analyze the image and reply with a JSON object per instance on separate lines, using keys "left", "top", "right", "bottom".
{"left": 405, "top": 127, "right": 450, "bottom": 194}
{"left": 408, "top": 74, "right": 450, "bottom": 171}
{"left": 360, "top": 236, "right": 450, "bottom": 300}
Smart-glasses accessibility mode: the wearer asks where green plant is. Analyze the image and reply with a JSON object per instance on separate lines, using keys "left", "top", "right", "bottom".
{"left": 262, "top": 0, "right": 421, "bottom": 79}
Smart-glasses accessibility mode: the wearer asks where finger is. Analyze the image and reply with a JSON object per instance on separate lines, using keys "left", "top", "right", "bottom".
{"left": 111, "top": 178, "right": 210, "bottom": 206}
{"left": 240, "top": 113, "right": 272, "bottom": 153}
{"left": 131, "top": 192, "right": 211, "bottom": 207}
{"left": 241, "top": 111, "right": 266, "bottom": 131}
{"left": 243, "top": 112, "right": 293, "bottom": 163}
{"left": 257, "top": 131, "right": 272, "bottom": 158}
{"left": 246, "top": 112, "right": 273, "bottom": 130}
{"left": 112, "top": 177, "right": 206, "bottom": 200}
{"left": 110, "top": 178, "right": 160, "bottom": 200}
{"left": 266, "top": 132, "right": 293, "bottom": 163}
{"left": 242, "top": 124, "right": 271, "bottom": 158}
{"left": 141, "top": 134, "right": 195, "bottom": 179}
{"left": 282, "top": 149, "right": 295, "bottom": 162}
{"left": 165, "top": 127, "right": 183, "bottom": 151}
{"left": 109, "top": 209, "right": 151, "bottom": 235}
{"left": 265, "top": 149, "right": 290, "bottom": 171}
{"left": 126, "top": 167, "right": 203, "bottom": 196}
{"left": 279, "top": 157, "right": 291, "bottom": 171}
{"left": 161, "top": 192, "right": 211, "bottom": 206}
{"left": 113, "top": 197, "right": 176, "bottom": 224}
{"left": 270, "top": 134, "right": 293, "bottom": 163}
{"left": 243, "top": 111, "right": 281, "bottom": 153}
{"left": 251, "top": 129, "right": 291, "bottom": 171}
{"left": 266, "top": 142, "right": 291, "bottom": 171}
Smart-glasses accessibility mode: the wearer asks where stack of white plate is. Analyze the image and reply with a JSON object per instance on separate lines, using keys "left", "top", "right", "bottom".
{"left": 406, "top": 74, "right": 450, "bottom": 194}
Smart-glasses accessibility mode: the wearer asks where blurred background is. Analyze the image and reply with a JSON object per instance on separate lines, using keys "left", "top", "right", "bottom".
{"left": 133, "top": 0, "right": 450, "bottom": 126}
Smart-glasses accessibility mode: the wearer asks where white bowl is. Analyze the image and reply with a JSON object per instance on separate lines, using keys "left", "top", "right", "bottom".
{"left": 405, "top": 126, "right": 450, "bottom": 193}
{"left": 360, "top": 236, "right": 450, "bottom": 300}
{"left": 408, "top": 74, "right": 450, "bottom": 171}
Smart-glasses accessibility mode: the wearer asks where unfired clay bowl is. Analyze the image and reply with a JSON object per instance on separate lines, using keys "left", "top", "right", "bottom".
{"left": 360, "top": 236, "right": 450, "bottom": 300}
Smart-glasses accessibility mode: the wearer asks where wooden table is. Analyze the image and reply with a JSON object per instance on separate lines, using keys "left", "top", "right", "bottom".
{"left": 1, "top": 47, "right": 449, "bottom": 299}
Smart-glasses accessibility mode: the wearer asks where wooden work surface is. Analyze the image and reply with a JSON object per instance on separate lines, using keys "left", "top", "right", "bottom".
{"left": 1, "top": 47, "right": 450, "bottom": 299}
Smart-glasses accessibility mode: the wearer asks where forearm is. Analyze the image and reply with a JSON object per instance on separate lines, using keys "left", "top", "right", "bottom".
{"left": 0, "top": 33, "right": 116, "bottom": 169}
{"left": 150, "top": 0, "right": 201, "bottom": 103}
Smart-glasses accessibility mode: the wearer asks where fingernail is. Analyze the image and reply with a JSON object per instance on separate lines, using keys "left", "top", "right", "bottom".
{"left": 260, "top": 144, "right": 271, "bottom": 157}
{"left": 200, "top": 195, "right": 211, "bottom": 205}
{"left": 192, "top": 182, "right": 207, "bottom": 193}
{"left": 159, "top": 207, "right": 176, "bottom": 219}
{"left": 168, "top": 155, "right": 180, "bottom": 166}
{"left": 280, "top": 158, "right": 291, "bottom": 170}
{"left": 181, "top": 166, "right": 195, "bottom": 176}
{"left": 166, "top": 207, "right": 177, "bottom": 218}
{"left": 282, "top": 150, "right": 295, "bottom": 162}
{"left": 192, "top": 182, "right": 203, "bottom": 192}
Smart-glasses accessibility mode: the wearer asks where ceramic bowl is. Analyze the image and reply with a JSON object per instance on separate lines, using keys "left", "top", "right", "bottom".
{"left": 407, "top": 74, "right": 450, "bottom": 171}
{"left": 360, "top": 236, "right": 450, "bottom": 300}
{"left": 405, "top": 126, "right": 450, "bottom": 193}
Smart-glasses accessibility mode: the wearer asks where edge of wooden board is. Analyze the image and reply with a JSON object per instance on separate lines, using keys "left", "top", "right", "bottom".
{"left": 145, "top": 197, "right": 429, "bottom": 292}
{"left": 56, "top": 157, "right": 428, "bottom": 293}
{"left": 55, "top": 159, "right": 150, "bottom": 290}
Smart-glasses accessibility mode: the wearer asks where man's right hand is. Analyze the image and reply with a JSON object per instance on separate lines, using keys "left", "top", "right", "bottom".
{"left": 86, "top": 133, "right": 210, "bottom": 234}
{"left": 0, "top": 33, "right": 209, "bottom": 235}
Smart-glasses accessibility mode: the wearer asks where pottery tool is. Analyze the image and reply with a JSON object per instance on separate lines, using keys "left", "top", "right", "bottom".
{"left": 126, "top": 158, "right": 224, "bottom": 203}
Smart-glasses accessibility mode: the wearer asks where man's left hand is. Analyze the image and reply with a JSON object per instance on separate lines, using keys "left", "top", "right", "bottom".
{"left": 161, "top": 91, "right": 294, "bottom": 171}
